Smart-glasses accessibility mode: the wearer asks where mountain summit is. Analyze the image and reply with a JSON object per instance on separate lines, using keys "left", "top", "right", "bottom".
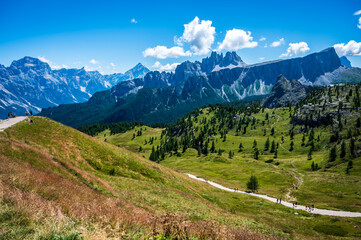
{"left": 0, "top": 58, "right": 149, "bottom": 117}
{"left": 39, "top": 47, "right": 360, "bottom": 127}
{"left": 201, "top": 51, "right": 247, "bottom": 73}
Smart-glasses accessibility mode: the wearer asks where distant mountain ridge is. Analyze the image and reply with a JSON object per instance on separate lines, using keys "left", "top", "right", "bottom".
{"left": 39, "top": 47, "right": 361, "bottom": 127}
{"left": 0, "top": 57, "right": 149, "bottom": 117}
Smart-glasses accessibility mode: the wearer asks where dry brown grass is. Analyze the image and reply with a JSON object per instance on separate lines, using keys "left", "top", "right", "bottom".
{"left": 0, "top": 119, "right": 285, "bottom": 239}
{"left": 0, "top": 150, "right": 280, "bottom": 240}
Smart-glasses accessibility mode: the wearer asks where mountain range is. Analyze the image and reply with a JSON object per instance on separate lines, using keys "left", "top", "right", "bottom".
{"left": 0, "top": 57, "right": 149, "bottom": 116}
{"left": 39, "top": 47, "right": 360, "bottom": 127}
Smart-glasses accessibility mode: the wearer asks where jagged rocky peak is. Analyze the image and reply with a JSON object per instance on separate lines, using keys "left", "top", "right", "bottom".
{"left": 124, "top": 62, "right": 150, "bottom": 76}
{"left": 201, "top": 51, "right": 246, "bottom": 73}
{"left": 9, "top": 56, "right": 51, "bottom": 73}
{"left": 263, "top": 75, "right": 307, "bottom": 108}
{"left": 340, "top": 56, "right": 352, "bottom": 67}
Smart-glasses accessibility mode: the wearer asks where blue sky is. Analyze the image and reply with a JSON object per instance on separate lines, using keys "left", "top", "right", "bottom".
{"left": 0, "top": 0, "right": 360, "bottom": 74}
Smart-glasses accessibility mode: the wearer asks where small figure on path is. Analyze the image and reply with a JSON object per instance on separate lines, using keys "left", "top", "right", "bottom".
{"left": 30, "top": 110, "right": 33, "bottom": 116}
{"left": 279, "top": 197, "right": 282, "bottom": 203}
{"left": 26, "top": 111, "right": 28, "bottom": 116}
{"left": 276, "top": 199, "right": 278, "bottom": 203}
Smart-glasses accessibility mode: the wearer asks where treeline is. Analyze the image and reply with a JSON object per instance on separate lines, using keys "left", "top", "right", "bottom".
{"left": 149, "top": 101, "right": 263, "bottom": 162}
{"left": 78, "top": 121, "right": 143, "bottom": 136}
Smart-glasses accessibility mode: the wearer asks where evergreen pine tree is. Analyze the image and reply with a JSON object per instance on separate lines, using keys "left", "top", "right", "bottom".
{"left": 246, "top": 175, "right": 259, "bottom": 192}
{"left": 253, "top": 147, "right": 259, "bottom": 160}
{"left": 340, "top": 141, "right": 346, "bottom": 158}
{"left": 264, "top": 138, "right": 270, "bottom": 151}
{"left": 211, "top": 141, "right": 215, "bottom": 153}
{"left": 238, "top": 142, "right": 244, "bottom": 152}
{"left": 289, "top": 141, "right": 294, "bottom": 151}
{"left": 270, "top": 140, "right": 276, "bottom": 153}
{"left": 329, "top": 146, "right": 337, "bottom": 162}
{"left": 308, "top": 148, "right": 312, "bottom": 160}
{"left": 350, "top": 138, "right": 355, "bottom": 158}
{"left": 271, "top": 127, "right": 275, "bottom": 136}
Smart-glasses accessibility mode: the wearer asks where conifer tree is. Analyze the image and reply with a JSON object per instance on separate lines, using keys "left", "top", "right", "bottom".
{"left": 253, "top": 147, "right": 259, "bottom": 160}
{"left": 238, "top": 142, "right": 244, "bottom": 152}
{"left": 329, "top": 146, "right": 337, "bottom": 162}
{"left": 211, "top": 140, "right": 215, "bottom": 153}
{"left": 270, "top": 140, "right": 276, "bottom": 153}
{"left": 271, "top": 127, "right": 275, "bottom": 136}
{"left": 247, "top": 175, "right": 259, "bottom": 192}
{"left": 351, "top": 138, "right": 355, "bottom": 158}
{"left": 340, "top": 141, "right": 346, "bottom": 158}
{"left": 264, "top": 138, "right": 270, "bottom": 151}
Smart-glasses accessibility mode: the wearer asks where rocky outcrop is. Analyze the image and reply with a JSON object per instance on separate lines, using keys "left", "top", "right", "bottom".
{"left": 263, "top": 75, "right": 308, "bottom": 108}
{"left": 340, "top": 56, "right": 352, "bottom": 67}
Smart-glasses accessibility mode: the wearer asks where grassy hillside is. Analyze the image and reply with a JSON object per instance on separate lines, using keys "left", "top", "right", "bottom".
{"left": 1, "top": 117, "right": 294, "bottom": 240}
{"left": 91, "top": 84, "right": 361, "bottom": 239}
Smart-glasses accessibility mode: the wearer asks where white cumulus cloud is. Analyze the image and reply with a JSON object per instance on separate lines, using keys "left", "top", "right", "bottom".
{"left": 218, "top": 29, "right": 258, "bottom": 51}
{"left": 358, "top": 17, "right": 361, "bottom": 29}
{"left": 259, "top": 57, "right": 265, "bottom": 61}
{"left": 90, "top": 59, "right": 98, "bottom": 64}
{"left": 270, "top": 38, "right": 285, "bottom": 47}
{"left": 354, "top": 10, "right": 361, "bottom": 15}
{"left": 151, "top": 61, "right": 180, "bottom": 72}
{"left": 259, "top": 37, "right": 266, "bottom": 41}
{"left": 110, "top": 62, "right": 115, "bottom": 67}
{"left": 280, "top": 42, "right": 310, "bottom": 57}
{"left": 131, "top": 18, "right": 138, "bottom": 24}
{"left": 177, "top": 17, "right": 216, "bottom": 55}
{"left": 38, "top": 56, "right": 68, "bottom": 69}
{"left": 333, "top": 40, "right": 361, "bottom": 56}
{"left": 143, "top": 45, "right": 191, "bottom": 59}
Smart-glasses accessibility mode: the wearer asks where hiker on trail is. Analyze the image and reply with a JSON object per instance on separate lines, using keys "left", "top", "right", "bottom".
{"left": 30, "top": 110, "right": 33, "bottom": 116}
{"left": 26, "top": 111, "right": 28, "bottom": 116}
{"left": 312, "top": 204, "right": 314, "bottom": 210}
{"left": 276, "top": 198, "right": 278, "bottom": 203}
{"left": 295, "top": 202, "right": 298, "bottom": 207}
{"left": 279, "top": 197, "right": 282, "bottom": 203}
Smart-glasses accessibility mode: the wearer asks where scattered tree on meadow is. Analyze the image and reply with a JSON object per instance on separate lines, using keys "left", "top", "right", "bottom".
{"left": 246, "top": 175, "right": 259, "bottom": 192}
{"left": 238, "top": 142, "right": 244, "bottom": 152}
{"left": 329, "top": 146, "right": 337, "bottom": 162}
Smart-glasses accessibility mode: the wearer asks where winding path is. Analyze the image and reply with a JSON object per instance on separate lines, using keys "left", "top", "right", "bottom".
{"left": 186, "top": 173, "right": 361, "bottom": 218}
{"left": 0, "top": 117, "right": 28, "bottom": 132}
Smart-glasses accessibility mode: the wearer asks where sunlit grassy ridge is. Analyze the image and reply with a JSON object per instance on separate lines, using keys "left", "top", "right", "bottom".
{"left": 0, "top": 117, "right": 293, "bottom": 239}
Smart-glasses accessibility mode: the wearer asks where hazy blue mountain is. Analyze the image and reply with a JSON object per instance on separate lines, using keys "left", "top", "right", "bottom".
{"left": 104, "top": 63, "right": 150, "bottom": 86}
{"left": 39, "top": 47, "right": 361, "bottom": 127}
{"left": 340, "top": 56, "right": 352, "bottom": 67}
{"left": 0, "top": 57, "right": 149, "bottom": 117}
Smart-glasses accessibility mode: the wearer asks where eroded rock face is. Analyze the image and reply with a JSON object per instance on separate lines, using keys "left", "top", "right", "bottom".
{"left": 263, "top": 75, "right": 307, "bottom": 108}
{"left": 40, "top": 47, "right": 357, "bottom": 127}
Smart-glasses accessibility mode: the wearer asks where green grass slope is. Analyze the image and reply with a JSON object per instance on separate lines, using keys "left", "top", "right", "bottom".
{"left": 90, "top": 84, "right": 361, "bottom": 239}
{"left": 0, "top": 117, "right": 292, "bottom": 240}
